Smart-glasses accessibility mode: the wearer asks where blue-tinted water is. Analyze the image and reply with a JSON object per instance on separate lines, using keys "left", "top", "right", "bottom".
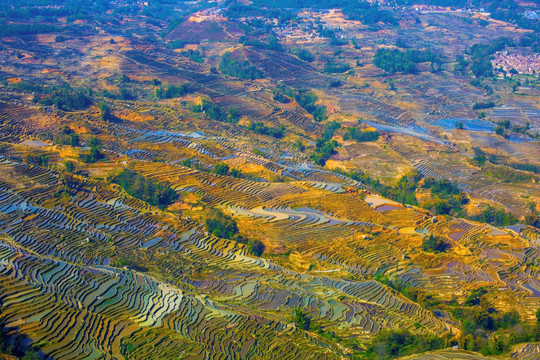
{"left": 432, "top": 118, "right": 495, "bottom": 132}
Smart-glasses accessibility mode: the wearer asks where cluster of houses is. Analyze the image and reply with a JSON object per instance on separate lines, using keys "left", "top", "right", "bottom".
{"left": 492, "top": 51, "right": 540, "bottom": 76}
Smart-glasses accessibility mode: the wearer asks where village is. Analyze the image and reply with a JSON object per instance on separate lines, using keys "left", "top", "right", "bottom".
{"left": 492, "top": 51, "right": 540, "bottom": 76}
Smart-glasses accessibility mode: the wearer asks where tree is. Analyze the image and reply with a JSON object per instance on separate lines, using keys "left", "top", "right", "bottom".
{"left": 422, "top": 234, "right": 450, "bottom": 253}
{"left": 64, "top": 160, "right": 74, "bottom": 173}
{"left": 213, "top": 163, "right": 229, "bottom": 176}
{"left": 80, "top": 136, "right": 104, "bottom": 163}
{"left": 248, "top": 239, "right": 265, "bottom": 256}
{"left": 291, "top": 308, "right": 311, "bottom": 330}
{"left": 473, "top": 147, "right": 486, "bottom": 166}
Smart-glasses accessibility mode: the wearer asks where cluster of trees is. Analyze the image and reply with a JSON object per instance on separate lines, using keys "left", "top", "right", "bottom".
{"left": 192, "top": 99, "right": 240, "bottom": 123}
{"left": 420, "top": 177, "right": 468, "bottom": 216}
{"left": 382, "top": 172, "right": 422, "bottom": 207}
{"left": 473, "top": 101, "right": 495, "bottom": 110}
{"left": 451, "top": 288, "right": 540, "bottom": 356}
{"left": 25, "top": 154, "right": 49, "bottom": 167}
{"left": 79, "top": 136, "right": 104, "bottom": 163}
{"left": 218, "top": 53, "right": 263, "bottom": 80}
{"left": 364, "top": 329, "right": 445, "bottom": 359}
{"left": 206, "top": 209, "right": 238, "bottom": 240}
{"left": 180, "top": 50, "right": 204, "bottom": 63}
{"left": 295, "top": 91, "right": 327, "bottom": 122}
{"left": 43, "top": 88, "right": 92, "bottom": 111}
{"left": 422, "top": 234, "right": 450, "bottom": 253}
{"left": 111, "top": 169, "right": 177, "bottom": 209}
{"left": 212, "top": 163, "right": 242, "bottom": 178}
{"left": 165, "top": 39, "right": 186, "bottom": 50}
{"left": 370, "top": 274, "right": 540, "bottom": 358}
{"left": 317, "top": 26, "right": 348, "bottom": 46}
{"left": 343, "top": 127, "right": 379, "bottom": 142}
{"left": 472, "top": 205, "right": 517, "bottom": 227}
{"left": 507, "top": 162, "right": 540, "bottom": 174}
{"left": 155, "top": 82, "right": 193, "bottom": 99}
{"left": 488, "top": 0, "right": 540, "bottom": 33}
{"left": 339, "top": 169, "right": 472, "bottom": 218}
{"left": 467, "top": 38, "right": 514, "bottom": 77}
{"left": 113, "top": 254, "right": 148, "bottom": 272}
{"left": 484, "top": 164, "right": 537, "bottom": 183}
{"left": 473, "top": 147, "right": 537, "bottom": 183}
{"left": 324, "top": 60, "right": 351, "bottom": 74}
{"left": 205, "top": 209, "right": 265, "bottom": 256}
{"left": 342, "top": 1, "right": 397, "bottom": 25}
{"left": 311, "top": 121, "right": 341, "bottom": 166}
{"left": 0, "top": 22, "right": 58, "bottom": 36}
{"left": 247, "top": 122, "right": 285, "bottom": 138}
{"left": 55, "top": 126, "right": 79, "bottom": 147}
{"left": 98, "top": 101, "right": 112, "bottom": 122}
{"left": 240, "top": 35, "right": 283, "bottom": 52}
{"left": 272, "top": 87, "right": 291, "bottom": 103}
{"left": 377, "top": 275, "right": 440, "bottom": 310}
{"left": 225, "top": 3, "right": 294, "bottom": 22}
{"left": 295, "top": 48, "right": 315, "bottom": 62}
{"left": 494, "top": 119, "right": 532, "bottom": 139}
{"left": 374, "top": 48, "right": 443, "bottom": 74}
{"left": 0, "top": 300, "right": 44, "bottom": 360}
{"left": 272, "top": 85, "right": 327, "bottom": 122}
